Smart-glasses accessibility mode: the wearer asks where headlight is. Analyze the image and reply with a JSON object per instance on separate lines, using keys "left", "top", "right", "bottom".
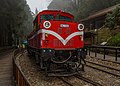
{"left": 43, "top": 21, "right": 51, "bottom": 29}
{"left": 78, "top": 24, "right": 84, "bottom": 30}
{"left": 43, "top": 50, "right": 46, "bottom": 52}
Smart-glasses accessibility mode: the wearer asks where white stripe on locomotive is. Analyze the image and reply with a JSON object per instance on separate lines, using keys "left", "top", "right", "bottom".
{"left": 28, "top": 29, "right": 83, "bottom": 45}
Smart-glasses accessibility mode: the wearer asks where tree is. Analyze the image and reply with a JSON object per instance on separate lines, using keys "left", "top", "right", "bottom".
{"left": 105, "top": 5, "right": 120, "bottom": 29}
{"left": 48, "top": 0, "right": 120, "bottom": 21}
{"left": 0, "top": 0, "right": 33, "bottom": 47}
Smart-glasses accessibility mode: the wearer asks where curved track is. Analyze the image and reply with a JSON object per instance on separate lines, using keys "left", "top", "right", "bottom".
{"left": 14, "top": 50, "right": 120, "bottom": 86}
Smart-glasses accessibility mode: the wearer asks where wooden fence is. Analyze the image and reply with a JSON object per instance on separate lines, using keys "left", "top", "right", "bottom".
{"left": 13, "top": 49, "right": 31, "bottom": 86}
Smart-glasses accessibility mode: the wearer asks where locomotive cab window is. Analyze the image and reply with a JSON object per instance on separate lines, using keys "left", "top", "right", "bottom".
{"left": 59, "top": 15, "right": 72, "bottom": 22}
{"left": 40, "top": 14, "right": 54, "bottom": 22}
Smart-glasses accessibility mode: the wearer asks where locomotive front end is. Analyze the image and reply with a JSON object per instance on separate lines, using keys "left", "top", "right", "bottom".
{"left": 40, "top": 20, "right": 86, "bottom": 76}
{"left": 27, "top": 10, "right": 86, "bottom": 76}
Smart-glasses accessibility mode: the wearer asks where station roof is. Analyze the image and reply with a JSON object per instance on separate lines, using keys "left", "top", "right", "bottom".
{"left": 80, "top": 4, "right": 120, "bottom": 22}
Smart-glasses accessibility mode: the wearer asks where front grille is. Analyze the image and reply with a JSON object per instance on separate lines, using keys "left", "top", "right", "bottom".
{"left": 58, "top": 28, "right": 62, "bottom": 34}
{"left": 58, "top": 28, "right": 71, "bottom": 34}
{"left": 53, "top": 39, "right": 59, "bottom": 47}
{"left": 53, "top": 39, "right": 74, "bottom": 47}
{"left": 66, "top": 28, "right": 71, "bottom": 34}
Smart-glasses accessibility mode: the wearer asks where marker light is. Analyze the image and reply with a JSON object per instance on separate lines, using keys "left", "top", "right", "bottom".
{"left": 43, "top": 50, "right": 46, "bottom": 52}
{"left": 78, "top": 24, "right": 84, "bottom": 30}
{"left": 43, "top": 21, "right": 51, "bottom": 29}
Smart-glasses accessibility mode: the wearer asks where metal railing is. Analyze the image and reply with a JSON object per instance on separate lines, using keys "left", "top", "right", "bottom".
{"left": 87, "top": 45, "right": 120, "bottom": 61}
{"left": 13, "top": 49, "right": 31, "bottom": 86}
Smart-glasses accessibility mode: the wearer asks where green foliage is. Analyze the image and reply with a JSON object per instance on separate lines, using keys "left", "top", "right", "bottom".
{"left": 81, "top": 0, "right": 120, "bottom": 20}
{"left": 0, "top": 0, "right": 33, "bottom": 47}
{"left": 48, "top": 0, "right": 120, "bottom": 21}
{"left": 107, "top": 33, "right": 120, "bottom": 46}
{"left": 105, "top": 5, "right": 120, "bottom": 29}
{"left": 98, "top": 28, "right": 111, "bottom": 43}
{"left": 103, "top": 5, "right": 120, "bottom": 46}
{"left": 105, "top": 13, "right": 115, "bottom": 29}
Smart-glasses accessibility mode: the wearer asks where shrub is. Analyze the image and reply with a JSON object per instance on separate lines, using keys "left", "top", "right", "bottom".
{"left": 107, "top": 33, "right": 120, "bottom": 46}
{"left": 105, "top": 5, "right": 120, "bottom": 30}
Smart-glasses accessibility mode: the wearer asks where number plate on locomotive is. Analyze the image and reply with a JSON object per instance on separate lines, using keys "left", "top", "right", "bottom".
{"left": 60, "top": 24, "right": 69, "bottom": 28}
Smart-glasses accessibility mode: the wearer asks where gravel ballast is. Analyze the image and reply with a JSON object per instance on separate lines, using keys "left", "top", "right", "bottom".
{"left": 15, "top": 51, "right": 120, "bottom": 86}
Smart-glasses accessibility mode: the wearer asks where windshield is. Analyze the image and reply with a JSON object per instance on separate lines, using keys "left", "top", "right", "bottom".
{"left": 40, "top": 14, "right": 54, "bottom": 22}
{"left": 59, "top": 15, "right": 72, "bottom": 22}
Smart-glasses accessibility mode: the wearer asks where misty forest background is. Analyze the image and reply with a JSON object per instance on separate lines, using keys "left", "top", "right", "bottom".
{"left": 0, "top": 0, "right": 33, "bottom": 47}
{"left": 0, "top": 0, "right": 120, "bottom": 47}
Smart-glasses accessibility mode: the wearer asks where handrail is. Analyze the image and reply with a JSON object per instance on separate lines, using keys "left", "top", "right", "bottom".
{"left": 13, "top": 49, "right": 31, "bottom": 86}
{"left": 86, "top": 45, "right": 120, "bottom": 61}
{"left": 89, "top": 45, "right": 120, "bottom": 49}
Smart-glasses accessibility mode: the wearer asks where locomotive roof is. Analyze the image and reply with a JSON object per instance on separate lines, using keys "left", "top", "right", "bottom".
{"left": 40, "top": 10, "right": 73, "bottom": 16}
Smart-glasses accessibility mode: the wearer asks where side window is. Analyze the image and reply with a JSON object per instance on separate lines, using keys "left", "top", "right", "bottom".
{"left": 40, "top": 15, "right": 44, "bottom": 23}
{"left": 56, "top": 13, "right": 60, "bottom": 20}
{"left": 33, "top": 18, "right": 38, "bottom": 29}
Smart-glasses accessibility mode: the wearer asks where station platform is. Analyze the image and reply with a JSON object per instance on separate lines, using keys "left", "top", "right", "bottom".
{"left": 0, "top": 50, "right": 14, "bottom": 86}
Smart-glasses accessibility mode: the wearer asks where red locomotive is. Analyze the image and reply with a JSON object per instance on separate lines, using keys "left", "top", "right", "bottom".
{"left": 27, "top": 10, "right": 86, "bottom": 76}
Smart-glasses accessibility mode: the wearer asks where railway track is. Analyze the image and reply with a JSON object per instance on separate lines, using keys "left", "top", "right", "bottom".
{"left": 89, "top": 56, "right": 120, "bottom": 65}
{"left": 57, "top": 77, "right": 73, "bottom": 86}
{"left": 86, "top": 60, "right": 120, "bottom": 77}
{"left": 14, "top": 50, "right": 120, "bottom": 86}
{"left": 74, "top": 75, "right": 103, "bottom": 86}
{"left": 57, "top": 75, "right": 103, "bottom": 86}
{"left": 86, "top": 60, "right": 120, "bottom": 71}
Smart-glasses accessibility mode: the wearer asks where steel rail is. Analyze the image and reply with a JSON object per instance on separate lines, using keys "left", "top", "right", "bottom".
{"left": 86, "top": 64, "right": 120, "bottom": 77}
{"left": 75, "top": 75, "right": 103, "bottom": 86}
{"left": 86, "top": 60, "right": 120, "bottom": 71}
{"left": 89, "top": 56, "right": 120, "bottom": 64}
{"left": 57, "top": 77, "right": 73, "bottom": 86}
